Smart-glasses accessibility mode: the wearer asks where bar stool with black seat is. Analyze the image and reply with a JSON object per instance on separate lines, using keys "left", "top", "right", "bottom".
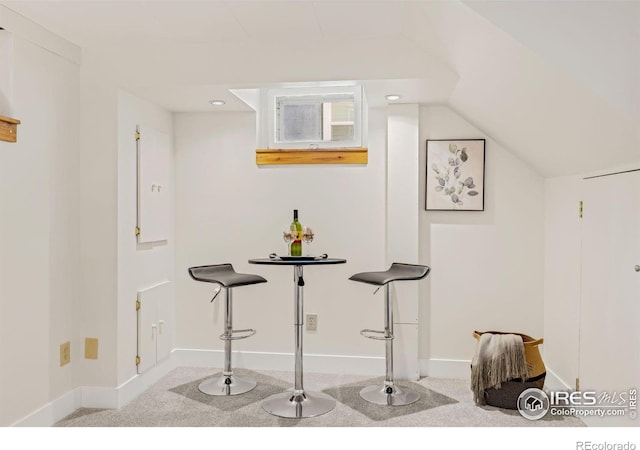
{"left": 188, "top": 264, "right": 267, "bottom": 396}
{"left": 349, "top": 263, "right": 431, "bottom": 406}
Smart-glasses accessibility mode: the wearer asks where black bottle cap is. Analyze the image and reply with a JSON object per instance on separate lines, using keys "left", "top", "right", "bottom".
{"left": 293, "top": 209, "right": 298, "bottom": 220}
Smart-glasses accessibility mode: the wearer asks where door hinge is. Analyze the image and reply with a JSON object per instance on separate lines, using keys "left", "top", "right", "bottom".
{"left": 575, "top": 377, "right": 580, "bottom": 391}
{"left": 135, "top": 299, "right": 140, "bottom": 311}
{"left": 135, "top": 130, "right": 140, "bottom": 141}
{"left": 579, "top": 201, "right": 583, "bottom": 218}
{"left": 136, "top": 355, "right": 140, "bottom": 366}
{"left": 135, "top": 226, "right": 140, "bottom": 236}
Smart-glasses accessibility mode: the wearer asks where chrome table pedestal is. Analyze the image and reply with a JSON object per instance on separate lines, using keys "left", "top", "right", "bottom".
{"left": 261, "top": 387, "right": 337, "bottom": 419}
{"left": 249, "top": 257, "right": 346, "bottom": 418}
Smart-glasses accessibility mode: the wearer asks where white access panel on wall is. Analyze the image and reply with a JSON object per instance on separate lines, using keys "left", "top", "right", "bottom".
{"left": 137, "top": 125, "right": 170, "bottom": 243}
{"left": 137, "top": 281, "right": 173, "bottom": 374}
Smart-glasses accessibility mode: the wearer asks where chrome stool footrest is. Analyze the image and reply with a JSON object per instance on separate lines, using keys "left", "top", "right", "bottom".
{"left": 360, "top": 328, "right": 394, "bottom": 340}
{"left": 219, "top": 328, "right": 256, "bottom": 341}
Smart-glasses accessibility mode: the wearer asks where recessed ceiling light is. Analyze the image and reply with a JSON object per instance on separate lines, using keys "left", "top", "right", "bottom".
{"left": 208, "top": 99, "right": 226, "bottom": 106}
{"left": 385, "top": 95, "right": 401, "bottom": 101}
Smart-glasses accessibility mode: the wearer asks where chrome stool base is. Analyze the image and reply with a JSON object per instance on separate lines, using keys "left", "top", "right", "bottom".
{"left": 262, "top": 390, "right": 336, "bottom": 418}
{"left": 188, "top": 264, "right": 267, "bottom": 398}
{"left": 350, "top": 264, "right": 431, "bottom": 409}
{"left": 198, "top": 374, "right": 257, "bottom": 396}
{"left": 359, "top": 384, "right": 420, "bottom": 406}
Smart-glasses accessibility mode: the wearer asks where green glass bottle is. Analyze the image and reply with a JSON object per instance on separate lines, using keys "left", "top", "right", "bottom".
{"left": 290, "top": 209, "right": 302, "bottom": 256}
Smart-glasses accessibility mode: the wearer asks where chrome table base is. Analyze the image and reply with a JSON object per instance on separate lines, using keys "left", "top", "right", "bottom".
{"left": 359, "top": 384, "right": 419, "bottom": 406}
{"left": 247, "top": 259, "right": 347, "bottom": 419}
{"left": 262, "top": 390, "right": 336, "bottom": 418}
{"left": 198, "top": 374, "right": 257, "bottom": 396}
{"left": 259, "top": 265, "right": 337, "bottom": 418}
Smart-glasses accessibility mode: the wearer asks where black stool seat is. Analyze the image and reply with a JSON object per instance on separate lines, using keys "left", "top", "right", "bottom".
{"left": 349, "top": 263, "right": 430, "bottom": 286}
{"left": 189, "top": 264, "right": 267, "bottom": 288}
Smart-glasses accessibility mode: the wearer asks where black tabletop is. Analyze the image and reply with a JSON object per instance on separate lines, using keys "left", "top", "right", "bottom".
{"left": 249, "top": 257, "right": 346, "bottom": 266}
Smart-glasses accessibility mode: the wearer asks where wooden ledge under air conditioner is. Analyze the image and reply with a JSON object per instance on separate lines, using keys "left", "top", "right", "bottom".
{"left": 0, "top": 115, "right": 20, "bottom": 143}
{"left": 256, "top": 148, "right": 368, "bottom": 165}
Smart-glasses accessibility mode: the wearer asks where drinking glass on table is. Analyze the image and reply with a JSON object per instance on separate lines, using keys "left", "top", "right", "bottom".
{"left": 302, "top": 226, "right": 314, "bottom": 256}
{"left": 283, "top": 230, "right": 294, "bottom": 256}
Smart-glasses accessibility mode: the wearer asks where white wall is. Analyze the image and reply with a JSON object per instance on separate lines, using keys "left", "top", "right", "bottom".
{"left": 0, "top": 30, "right": 14, "bottom": 117}
{"left": 543, "top": 175, "right": 582, "bottom": 389}
{"left": 174, "top": 105, "right": 547, "bottom": 379}
{"left": 116, "top": 89, "right": 174, "bottom": 385}
{"left": 77, "top": 50, "right": 118, "bottom": 389}
{"left": 418, "top": 106, "right": 545, "bottom": 370}
{"left": 386, "top": 104, "right": 420, "bottom": 379}
{"left": 174, "top": 109, "right": 387, "bottom": 361}
{"left": 0, "top": 34, "right": 80, "bottom": 425}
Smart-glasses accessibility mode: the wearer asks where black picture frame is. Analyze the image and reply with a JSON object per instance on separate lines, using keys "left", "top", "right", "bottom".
{"left": 425, "top": 139, "right": 485, "bottom": 211}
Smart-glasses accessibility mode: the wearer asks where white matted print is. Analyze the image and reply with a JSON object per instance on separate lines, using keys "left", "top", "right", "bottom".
{"left": 425, "top": 139, "right": 485, "bottom": 211}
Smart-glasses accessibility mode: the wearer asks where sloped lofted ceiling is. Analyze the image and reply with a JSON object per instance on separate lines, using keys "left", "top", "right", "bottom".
{"left": 402, "top": 0, "right": 640, "bottom": 177}
{"left": 465, "top": 0, "right": 640, "bottom": 121}
{"left": 1, "top": 0, "right": 638, "bottom": 177}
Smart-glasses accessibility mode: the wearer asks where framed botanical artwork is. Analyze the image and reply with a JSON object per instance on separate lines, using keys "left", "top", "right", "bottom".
{"left": 425, "top": 139, "right": 485, "bottom": 211}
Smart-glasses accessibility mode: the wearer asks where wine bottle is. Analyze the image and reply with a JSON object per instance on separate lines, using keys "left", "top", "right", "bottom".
{"left": 290, "top": 209, "right": 302, "bottom": 256}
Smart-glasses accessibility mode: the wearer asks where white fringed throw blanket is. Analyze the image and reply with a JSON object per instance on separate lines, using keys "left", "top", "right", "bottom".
{"left": 471, "top": 333, "right": 530, "bottom": 405}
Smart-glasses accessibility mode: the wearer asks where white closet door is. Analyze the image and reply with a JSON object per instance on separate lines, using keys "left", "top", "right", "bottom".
{"left": 580, "top": 170, "right": 640, "bottom": 426}
{"left": 137, "top": 125, "right": 170, "bottom": 243}
{"left": 136, "top": 288, "right": 157, "bottom": 375}
{"left": 137, "top": 281, "right": 173, "bottom": 373}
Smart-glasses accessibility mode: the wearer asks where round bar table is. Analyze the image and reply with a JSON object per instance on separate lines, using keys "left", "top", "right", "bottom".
{"left": 248, "top": 256, "right": 346, "bottom": 418}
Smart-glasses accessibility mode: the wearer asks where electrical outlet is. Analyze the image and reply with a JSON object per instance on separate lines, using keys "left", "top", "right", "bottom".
{"left": 306, "top": 314, "right": 317, "bottom": 331}
{"left": 60, "top": 341, "right": 70, "bottom": 366}
{"left": 85, "top": 337, "right": 99, "bottom": 360}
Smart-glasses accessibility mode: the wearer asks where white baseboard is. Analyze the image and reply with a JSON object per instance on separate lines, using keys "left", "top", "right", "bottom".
{"left": 116, "top": 354, "right": 177, "bottom": 408}
{"left": 80, "top": 386, "right": 119, "bottom": 410}
{"left": 543, "top": 367, "right": 573, "bottom": 392}
{"left": 12, "top": 354, "right": 178, "bottom": 426}
{"left": 420, "top": 360, "right": 578, "bottom": 392}
{"left": 11, "top": 387, "right": 82, "bottom": 427}
{"left": 421, "top": 358, "right": 471, "bottom": 380}
{"left": 82, "top": 353, "right": 178, "bottom": 410}
{"left": 421, "top": 360, "right": 576, "bottom": 391}
{"left": 11, "top": 349, "right": 382, "bottom": 426}
{"left": 173, "top": 348, "right": 385, "bottom": 376}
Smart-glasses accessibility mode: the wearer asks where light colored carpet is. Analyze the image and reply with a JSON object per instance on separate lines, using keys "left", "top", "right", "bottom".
{"left": 54, "top": 367, "right": 584, "bottom": 427}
